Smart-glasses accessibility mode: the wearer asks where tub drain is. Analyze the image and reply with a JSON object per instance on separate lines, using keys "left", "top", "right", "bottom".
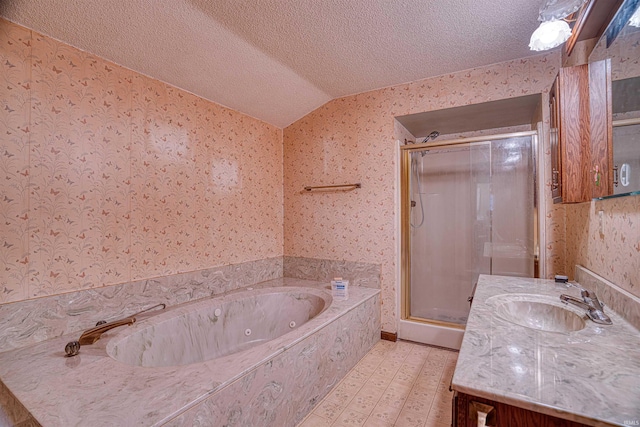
{"left": 289, "top": 321, "right": 296, "bottom": 328}
{"left": 244, "top": 328, "right": 252, "bottom": 336}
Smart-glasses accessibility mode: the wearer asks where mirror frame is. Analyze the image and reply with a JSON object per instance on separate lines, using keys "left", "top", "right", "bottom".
{"left": 588, "top": 0, "right": 640, "bottom": 200}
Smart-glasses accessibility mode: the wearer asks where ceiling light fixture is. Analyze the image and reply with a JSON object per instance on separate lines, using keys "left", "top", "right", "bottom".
{"left": 529, "top": 19, "right": 573, "bottom": 50}
{"left": 529, "top": 0, "right": 588, "bottom": 51}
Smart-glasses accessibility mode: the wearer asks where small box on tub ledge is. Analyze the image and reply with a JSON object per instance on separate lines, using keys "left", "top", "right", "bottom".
{"left": 331, "top": 277, "right": 349, "bottom": 300}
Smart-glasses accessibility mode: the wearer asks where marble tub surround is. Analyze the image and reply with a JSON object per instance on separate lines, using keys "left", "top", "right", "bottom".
{"left": 0, "top": 381, "right": 37, "bottom": 427}
{"left": 0, "top": 257, "right": 282, "bottom": 352}
{"left": 452, "top": 274, "right": 640, "bottom": 426}
{"left": 0, "top": 278, "right": 380, "bottom": 426}
{"left": 575, "top": 265, "right": 640, "bottom": 332}
{"left": 284, "top": 256, "right": 381, "bottom": 288}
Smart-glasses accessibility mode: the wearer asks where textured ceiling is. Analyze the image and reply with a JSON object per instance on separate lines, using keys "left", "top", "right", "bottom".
{"left": 0, "top": 0, "right": 543, "bottom": 128}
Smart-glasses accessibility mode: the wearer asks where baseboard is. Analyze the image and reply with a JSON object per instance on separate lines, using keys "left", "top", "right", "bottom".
{"left": 380, "top": 331, "right": 397, "bottom": 342}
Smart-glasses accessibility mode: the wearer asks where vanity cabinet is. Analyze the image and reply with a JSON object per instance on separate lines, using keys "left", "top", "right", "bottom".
{"left": 453, "top": 391, "right": 590, "bottom": 427}
{"left": 550, "top": 64, "right": 592, "bottom": 203}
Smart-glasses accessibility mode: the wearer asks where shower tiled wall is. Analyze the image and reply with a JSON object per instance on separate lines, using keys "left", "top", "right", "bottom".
{"left": 284, "top": 53, "right": 562, "bottom": 332}
{"left": 0, "top": 18, "right": 284, "bottom": 304}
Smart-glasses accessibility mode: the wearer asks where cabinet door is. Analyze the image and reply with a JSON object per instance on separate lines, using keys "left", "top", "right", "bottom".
{"left": 550, "top": 79, "right": 563, "bottom": 203}
{"left": 589, "top": 58, "right": 613, "bottom": 198}
{"left": 550, "top": 64, "right": 592, "bottom": 204}
{"left": 453, "top": 391, "right": 591, "bottom": 426}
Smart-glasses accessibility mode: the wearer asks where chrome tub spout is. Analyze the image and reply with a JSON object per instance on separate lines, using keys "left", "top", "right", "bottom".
{"left": 65, "top": 303, "right": 166, "bottom": 356}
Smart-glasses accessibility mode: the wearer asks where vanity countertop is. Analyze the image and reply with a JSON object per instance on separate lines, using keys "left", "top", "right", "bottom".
{"left": 452, "top": 274, "right": 640, "bottom": 426}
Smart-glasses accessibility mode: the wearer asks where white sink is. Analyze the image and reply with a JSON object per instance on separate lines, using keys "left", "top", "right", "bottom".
{"left": 487, "top": 294, "right": 586, "bottom": 333}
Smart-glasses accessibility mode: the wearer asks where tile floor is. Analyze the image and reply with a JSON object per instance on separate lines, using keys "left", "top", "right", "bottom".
{"left": 297, "top": 340, "right": 458, "bottom": 427}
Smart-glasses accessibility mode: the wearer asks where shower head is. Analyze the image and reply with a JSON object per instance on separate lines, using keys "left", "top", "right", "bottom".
{"left": 422, "top": 131, "right": 440, "bottom": 143}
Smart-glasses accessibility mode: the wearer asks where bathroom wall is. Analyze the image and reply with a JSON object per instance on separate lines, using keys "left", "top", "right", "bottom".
{"left": 565, "top": 197, "right": 640, "bottom": 298}
{"left": 0, "top": 18, "right": 284, "bottom": 305}
{"left": 284, "top": 53, "right": 562, "bottom": 333}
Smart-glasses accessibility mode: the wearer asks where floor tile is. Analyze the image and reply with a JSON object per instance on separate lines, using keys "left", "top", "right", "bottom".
{"left": 346, "top": 393, "right": 379, "bottom": 416}
{"left": 355, "top": 384, "right": 387, "bottom": 402}
{"left": 423, "top": 419, "right": 450, "bottom": 427}
{"left": 298, "top": 413, "right": 333, "bottom": 427}
{"left": 333, "top": 408, "right": 369, "bottom": 426}
{"left": 367, "top": 374, "right": 393, "bottom": 389}
{"left": 362, "top": 417, "right": 394, "bottom": 427}
{"left": 378, "top": 386, "right": 410, "bottom": 409}
{"left": 402, "top": 397, "right": 433, "bottom": 415}
{"left": 297, "top": 340, "right": 459, "bottom": 427}
{"left": 395, "top": 408, "right": 428, "bottom": 427}
{"left": 313, "top": 399, "right": 346, "bottom": 423}
{"left": 368, "top": 403, "right": 402, "bottom": 425}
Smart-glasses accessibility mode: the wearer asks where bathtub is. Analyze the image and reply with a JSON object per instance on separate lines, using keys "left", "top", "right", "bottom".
{"left": 0, "top": 279, "right": 380, "bottom": 426}
{"left": 108, "top": 287, "right": 330, "bottom": 367}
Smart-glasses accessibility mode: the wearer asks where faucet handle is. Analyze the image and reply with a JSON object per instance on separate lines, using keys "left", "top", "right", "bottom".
{"left": 581, "top": 289, "right": 605, "bottom": 310}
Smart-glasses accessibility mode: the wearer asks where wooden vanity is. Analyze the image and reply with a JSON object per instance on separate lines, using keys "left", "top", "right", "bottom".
{"left": 451, "top": 274, "right": 640, "bottom": 427}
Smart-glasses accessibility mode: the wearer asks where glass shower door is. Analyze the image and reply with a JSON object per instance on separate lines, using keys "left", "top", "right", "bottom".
{"left": 409, "top": 143, "right": 491, "bottom": 326}
{"left": 407, "top": 136, "right": 534, "bottom": 328}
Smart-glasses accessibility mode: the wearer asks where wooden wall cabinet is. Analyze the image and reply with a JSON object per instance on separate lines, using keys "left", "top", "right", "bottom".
{"left": 549, "top": 64, "right": 592, "bottom": 204}
{"left": 453, "top": 391, "right": 590, "bottom": 427}
{"left": 589, "top": 58, "right": 613, "bottom": 199}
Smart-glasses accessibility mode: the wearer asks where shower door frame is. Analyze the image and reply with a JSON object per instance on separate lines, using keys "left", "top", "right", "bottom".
{"left": 399, "top": 131, "right": 540, "bottom": 341}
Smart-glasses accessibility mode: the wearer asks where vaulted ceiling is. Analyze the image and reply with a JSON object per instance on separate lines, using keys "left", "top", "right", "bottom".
{"left": 0, "top": 0, "right": 543, "bottom": 127}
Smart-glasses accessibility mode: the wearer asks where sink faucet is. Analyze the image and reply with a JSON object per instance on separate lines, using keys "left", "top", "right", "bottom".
{"left": 64, "top": 303, "right": 166, "bottom": 356}
{"left": 560, "top": 289, "right": 612, "bottom": 325}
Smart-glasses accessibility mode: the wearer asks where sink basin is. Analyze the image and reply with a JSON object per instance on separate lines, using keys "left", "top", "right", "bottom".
{"left": 487, "top": 294, "right": 586, "bottom": 333}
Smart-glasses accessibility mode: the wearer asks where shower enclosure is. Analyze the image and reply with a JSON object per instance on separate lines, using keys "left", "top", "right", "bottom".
{"left": 399, "top": 132, "right": 538, "bottom": 349}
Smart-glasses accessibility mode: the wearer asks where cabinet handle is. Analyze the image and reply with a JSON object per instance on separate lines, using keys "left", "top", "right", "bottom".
{"left": 613, "top": 165, "right": 619, "bottom": 188}
{"left": 470, "top": 401, "right": 496, "bottom": 426}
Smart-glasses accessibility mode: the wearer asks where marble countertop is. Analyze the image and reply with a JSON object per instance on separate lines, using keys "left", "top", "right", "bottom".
{"left": 452, "top": 274, "right": 640, "bottom": 427}
{"left": 0, "top": 278, "right": 380, "bottom": 426}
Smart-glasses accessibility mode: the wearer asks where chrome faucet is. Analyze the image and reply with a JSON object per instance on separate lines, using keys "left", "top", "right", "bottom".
{"left": 64, "top": 303, "right": 166, "bottom": 356}
{"left": 560, "top": 289, "right": 612, "bottom": 325}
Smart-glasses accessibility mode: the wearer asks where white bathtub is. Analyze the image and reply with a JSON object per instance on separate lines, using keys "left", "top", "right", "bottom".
{"left": 107, "top": 287, "right": 331, "bottom": 367}
{"left": 0, "top": 279, "right": 381, "bottom": 426}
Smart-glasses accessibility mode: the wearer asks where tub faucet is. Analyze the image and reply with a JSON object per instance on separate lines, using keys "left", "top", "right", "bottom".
{"left": 560, "top": 290, "right": 612, "bottom": 325}
{"left": 64, "top": 303, "right": 166, "bottom": 356}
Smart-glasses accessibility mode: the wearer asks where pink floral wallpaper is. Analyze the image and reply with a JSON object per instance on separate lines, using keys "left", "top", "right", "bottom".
{"left": 565, "top": 197, "right": 640, "bottom": 298}
{"left": 0, "top": 18, "right": 283, "bottom": 304}
{"left": 284, "top": 54, "right": 561, "bottom": 332}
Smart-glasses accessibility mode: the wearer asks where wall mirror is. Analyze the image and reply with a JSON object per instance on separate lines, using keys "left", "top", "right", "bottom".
{"left": 589, "top": 0, "right": 640, "bottom": 198}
